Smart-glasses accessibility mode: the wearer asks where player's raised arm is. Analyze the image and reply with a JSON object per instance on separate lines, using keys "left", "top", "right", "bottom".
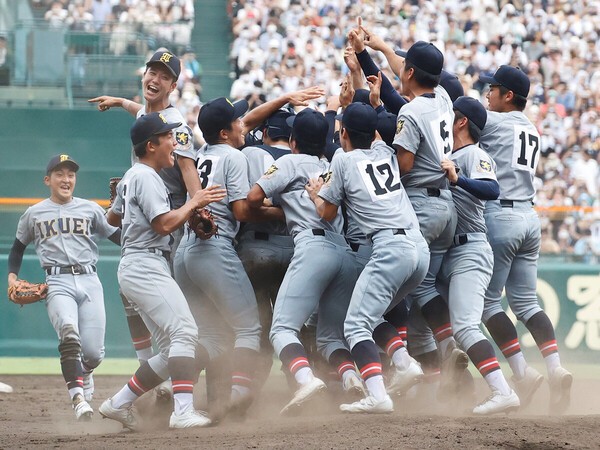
{"left": 88, "top": 96, "right": 142, "bottom": 116}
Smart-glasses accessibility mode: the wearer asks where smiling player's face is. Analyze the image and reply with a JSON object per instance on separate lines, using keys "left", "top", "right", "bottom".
{"left": 45, "top": 167, "right": 76, "bottom": 204}
{"left": 142, "top": 64, "right": 176, "bottom": 104}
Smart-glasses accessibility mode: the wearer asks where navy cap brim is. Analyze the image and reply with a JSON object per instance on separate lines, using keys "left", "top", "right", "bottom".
{"left": 478, "top": 74, "right": 498, "bottom": 85}
{"left": 146, "top": 61, "right": 178, "bottom": 79}
{"left": 232, "top": 99, "right": 249, "bottom": 120}
{"left": 156, "top": 121, "right": 182, "bottom": 135}
{"left": 395, "top": 49, "right": 408, "bottom": 57}
{"left": 286, "top": 115, "right": 296, "bottom": 127}
{"left": 334, "top": 112, "right": 343, "bottom": 121}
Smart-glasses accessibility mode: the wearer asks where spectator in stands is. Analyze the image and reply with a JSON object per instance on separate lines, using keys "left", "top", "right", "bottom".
{"left": 45, "top": 1, "right": 68, "bottom": 28}
{"left": 0, "top": 36, "right": 10, "bottom": 86}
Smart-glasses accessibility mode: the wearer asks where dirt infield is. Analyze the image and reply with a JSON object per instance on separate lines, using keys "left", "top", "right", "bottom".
{"left": 0, "top": 374, "right": 598, "bottom": 449}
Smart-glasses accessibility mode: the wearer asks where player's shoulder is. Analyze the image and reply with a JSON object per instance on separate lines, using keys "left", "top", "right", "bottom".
{"left": 25, "top": 198, "right": 51, "bottom": 213}
{"left": 160, "top": 106, "right": 186, "bottom": 123}
{"left": 242, "top": 145, "right": 267, "bottom": 158}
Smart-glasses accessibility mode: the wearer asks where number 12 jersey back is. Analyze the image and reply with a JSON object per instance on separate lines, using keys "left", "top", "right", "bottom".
{"left": 479, "top": 111, "right": 540, "bottom": 202}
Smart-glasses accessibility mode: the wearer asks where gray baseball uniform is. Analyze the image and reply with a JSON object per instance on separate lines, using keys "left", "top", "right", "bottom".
{"left": 112, "top": 162, "right": 198, "bottom": 380}
{"left": 318, "top": 140, "right": 429, "bottom": 350}
{"left": 16, "top": 197, "right": 117, "bottom": 371}
{"left": 174, "top": 143, "right": 261, "bottom": 360}
{"left": 436, "top": 144, "right": 497, "bottom": 351}
{"left": 480, "top": 110, "right": 543, "bottom": 323}
{"left": 256, "top": 153, "right": 357, "bottom": 361}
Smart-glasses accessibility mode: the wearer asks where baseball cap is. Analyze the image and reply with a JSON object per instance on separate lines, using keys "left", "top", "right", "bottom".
{"left": 146, "top": 50, "right": 181, "bottom": 80}
{"left": 286, "top": 108, "right": 328, "bottom": 148}
{"left": 198, "top": 97, "right": 248, "bottom": 138}
{"left": 46, "top": 154, "right": 79, "bottom": 174}
{"left": 395, "top": 41, "right": 444, "bottom": 76}
{"left": 130, "top": 112, "right": 181, "bottom": 146}
{"left": 453, "top": 96, "right": 487, "bottom": 130}
{"left": 352, "top": 88, "right": 371, "bottom": 105}
{"left": 376, "top": 111, "right": 397, "bottom": 146}
{"left": 479, "top": 65, "right": 530, "bottom": 98}
{"left": 335, "top": 102, "right": 378, "bottom": 134}
{"left": 440, "top": 70, "right": 464, "bottom": 102}
{"left": 264, "top": 110, "right": 294, "bottom": 140}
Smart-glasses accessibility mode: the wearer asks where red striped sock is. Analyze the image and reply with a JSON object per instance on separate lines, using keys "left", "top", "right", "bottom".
{"left": 232, "top": 371, "right": 252, "bottom": 388}
{"left": 132, "top": 335, "right": 152, "bottom": 351}
{"left": 433, "top": 323, "right": 453, "bottom": 342}
{"left": 359, "top": 362, "right": 382, "bottom": 381}
{"left": 127, "top": 374, "right": 149, "bottom": 397}
{"left": 396, "top": 326, "right": 407, "bottom": 342}
{"left": 500, "top": 338, "right": 522, "bottom": 358}
{"left": 539, "top": 339, "right": 558, "bottom": 357}
{"left": 336, "top": 361, "right": 356, "bottom": 378}
{"left": 476, "top": 357, "right": 501, "bottom": 377}
{"left": 172, "top": 379, "right": 194, "bottom": 395}
{"left": 289, "top": 356, "right": 310, "bottom": 375}
{"left": 385, "top": 336, "right": 405, "bottom": 357}
{"left": 66, "top": 376, "right": 83, "bottom": 391}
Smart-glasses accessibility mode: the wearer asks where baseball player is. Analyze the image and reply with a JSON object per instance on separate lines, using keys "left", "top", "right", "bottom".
{"left": 392, "top": 41, "right": 470, "bottom": 395}
{"left": 306, "top": 103, "right": 429, "bottom": 413}
{"left": 7, "top": 154, "right": 120, "bottom": 421}
{"left": 90, "top": 49, "right": 198, "bottom": 398}
{"left": 437, "top": 96, "right": 520, "bottom": 414}
{"left": 479, "top": 66, "right": 572, "bottom": 413}
{"left": 237, "top": 109, "right": 295, "bottom": 387}
{"left": 174, "top": 97, "right": 287, "bottom": 420}
{"left": 101, "top": 112, "right": 225, "bottom": 430}
{"left": 247, "top": 108, "right": 362, "bottom": 415}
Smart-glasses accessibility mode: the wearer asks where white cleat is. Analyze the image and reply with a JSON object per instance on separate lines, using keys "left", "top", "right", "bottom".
{"left": 169, "top": 409, "right": 212, "bottom": 429}
{"left": 473, "top": 389, "right": 520, "bottom": 415}
{"left": 155, "top": 379, "right": 173, "bottom": 403}
{"left": 280, "top": 376, "right": 326, "bottom": 416}
{"left": 342, "top": 373, "right": 366, "bottom": 401}
{"left": 387, "top": 357, "right": 424, "bottom": 395}
{"left": 83, "top": 372, "right": 94, "bottom": 402}
{"left": 512, "top": 366, "right": 543, "bottom": 408}
{"left": 549, "top": 366, "right": 573, "bottom": 415}
{"left": 73, "top": 394, "right": 94, "bottom": 422}
{"left": 340, "top": 395, "right": 394, "bottom": 414}
{"left": 99, "top": 397, "right": 142, "bottom": 431}
{"left": 0, "top": 382, "right": 13, "bottom": 393}
{"left": 439, "top": 347, "right": 469, "bottom": 401}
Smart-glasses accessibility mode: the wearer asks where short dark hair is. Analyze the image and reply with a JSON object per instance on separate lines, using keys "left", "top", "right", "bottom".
{"left": 405, "top": 60, "right": 440, "bottom": 88}
{"left": 498, "top": 85, "right": 527, "bottom": 111}
{"left": 133, "top": 134, "right": 162, "bottom": 157}
{"left": 454, "top": 111, "right": 481, "bottom": 143}
{"left": 204, "top": 123, "right": 232, "bottom": 145}
{"left": 343, "top": 127, "right": 375, "bottom": 149}
{"left": 292, "top": 133, "right": 324, "bottom": 157}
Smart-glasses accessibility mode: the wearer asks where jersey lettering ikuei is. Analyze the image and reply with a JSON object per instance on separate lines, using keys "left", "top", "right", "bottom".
{"left": 35, "top": 217, "right": 93, "bottom": 240}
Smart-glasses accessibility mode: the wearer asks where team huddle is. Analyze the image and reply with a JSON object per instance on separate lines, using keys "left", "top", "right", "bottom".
{"left": 7, "top": 26, "right": 573, "bottom": 431}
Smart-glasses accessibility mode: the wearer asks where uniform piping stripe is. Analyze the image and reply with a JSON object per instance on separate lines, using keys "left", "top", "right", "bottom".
{"left": 385, "top": 337, "right": 405, "bottom": 355}
{"left": 337, "top": 362, "right": 355, "bottom": 375}
{"left": 289, "top": 357, "right": 310, "bottom": 374}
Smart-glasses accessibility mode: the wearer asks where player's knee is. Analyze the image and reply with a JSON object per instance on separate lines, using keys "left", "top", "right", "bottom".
{"left": 515, "top": 304, "right": 543, "bottom": 324}
{"left": 58, "top": 325, "right": 81, "bottom": 363}
{"left": 82, "top": 346, "right": 105, "bottom": 370}
{"left": 482, "top": 304, "right": 504, "bottom": 324}
{"left": 170, "top": 324, "right": 199, "bottom": 352}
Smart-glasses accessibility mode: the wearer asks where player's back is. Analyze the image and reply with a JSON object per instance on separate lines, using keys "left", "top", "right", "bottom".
{"left": 480, "top": 110, "right": 539, "bottom": 202}
{"left": 394, "top": 87, "right": 454, "bottom": 189}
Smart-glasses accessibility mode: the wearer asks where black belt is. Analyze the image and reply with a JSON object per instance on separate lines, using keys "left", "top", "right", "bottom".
{"left": 500, "top": 200, "right": 514, "bottom": 207}
{"left": 254, "top": 232, "right": 269, "bottom": 241}
{"left": 427, "top": 188, "right": 441, "bottom": 197}
{"left": 455, "top": 234, "right": 469, "bottom": 246}
{"left": 312, "top": 229, "right": 325, "bottom": 236}
{"left": 45, "top": 265, "right": 96, "bottom": 275}
{"left": 368, "top": 228, "right": 406, "bottom": 240}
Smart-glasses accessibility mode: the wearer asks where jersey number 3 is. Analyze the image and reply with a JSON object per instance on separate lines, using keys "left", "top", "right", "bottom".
{"left": 358, "top": 158, "right": 402, "bottom": 202}
{"left": 196, "top": 155, "right": 220, "bottom": 189}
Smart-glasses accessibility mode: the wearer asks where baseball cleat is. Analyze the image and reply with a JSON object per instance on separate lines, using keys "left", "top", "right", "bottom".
{"left": 472, "top": 389, "right": 520, "bottom": 415}
{"left": 0, "top": 381, "right": 13, "bottom": 393}
{"left": 548, "top": 367, "right": 573, "bottom": 415}
{"left": 228, "top": 390, "right": 254, "bottom": 418}
{"left": 169, "top": 409, "right": 212, "bottom": 429}
{"left": 512, "top": 366, "right": 543, "bottom": 409}
{"left": 73, "top": 393, "right": 93, "bottom": 422}
{"left": 280, "top": 376, "right": 326, "bottom": 416}
{"left": 340, "top": 395, "right": 394, "bottom": 414}
{"left": 438, "top": 346, "right": 469, "bottom": 401}
{"left": 342, "top": 373, "right": 366, "bottom": 401}
{"left": 387, "top": 357, "right": 424, "bottom": 395}
{"left": 83, "top": 372, "right": 94, "bottom": 402}
{"left": 99, "top": 398, "right": 142, "bottom": 431}
{"left": 155, "top": 379, "right": 173, "bottom": 403}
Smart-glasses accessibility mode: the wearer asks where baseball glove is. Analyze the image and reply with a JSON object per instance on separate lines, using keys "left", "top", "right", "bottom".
{"left": 8, "top": 280, "right": 48, "bottom": 306}
{"left": 109, "top": 177, "right": 122, "bottom": 207}
{"left": 188, "top": 208, "right": 219, "bottom": 240}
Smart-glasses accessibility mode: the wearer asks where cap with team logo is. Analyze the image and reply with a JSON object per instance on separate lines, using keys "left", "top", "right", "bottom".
{"left": 453, "top": 96, "right": 487, "bottom": 130}
{"left": 146, "top": 50, "right": 181, "bottom": 79}
{"left": 479, "top": 65, "right": 530, "bottom": 98}
{"left": 198, "top": 97, "right": 249, "bottom": 137}
{"left": 130, "top": 112, "right": 182, "bottom": 146}
{"left": 46, "top": 154, "right": 79, "bottom": 174}
{"left": 395, "top": 41, "right": 444, "bottom": 76}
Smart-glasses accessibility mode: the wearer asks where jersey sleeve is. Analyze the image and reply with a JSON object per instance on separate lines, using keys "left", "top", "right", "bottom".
{"left": 467, "top": 149, "right": 498, "bottom": 181}
{"left": 318, "top": 153, "right": 345, "bottom": 206}
{"left": 135, "top": 173, "right": 171, "bottom": 222}
{"left": 392, "top": 112, "right": 421, "bottom": 154}
{"left": 243, "top": 147, "right": 274, "bottom": 184}
{"left": 15, "top": 207, "right": 34, "bottom": 245}
{"left": 173, "top": 123, "right": 195, "bottom": 160}
{"left": 256, "top": 156, "right": 295, "bottom": 198}
{"left": 480, "top": 111, "right": 502, "bottom": 142}
{"left": 91, "top": 202, "right": 119, "bottom": 238}
{"left": 225, "top": 151, "right": 251, "bottom": 203}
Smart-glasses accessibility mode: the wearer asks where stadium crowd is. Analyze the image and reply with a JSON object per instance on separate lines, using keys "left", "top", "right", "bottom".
{"left": 227, "top": 0, "right": 600, "bottom": 259}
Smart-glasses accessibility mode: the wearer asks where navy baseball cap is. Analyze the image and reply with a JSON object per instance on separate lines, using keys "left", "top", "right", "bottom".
{"left": 46, "top": 154, "right": 79, "bottom": 174}
{"left": 479, "top": 65, "right": 530, "bottom": 98}
{"left": 198, "top": 97, "right": 249, "bottom": 137}
{"left": 264, "top": 110, "right": 294, "bottom": 140}
{"left": 395, "top": 41, "right": 444, "bottom": 76}
{"left": 352, "top": 89, "right": 371, "bottom": 105}
{"left": 130, "top": 112, "right": 181, "bottom": 146}
{"left": 335, "top": 102, "right": 378, "bottom": 134}
{"left": 440, "top": 70, "right": 464, "bottom": 102}
{"left": 376, "top": 111, "right": 397, "bottom": 146}
{"left": 286, "top": 108, "right": 328, "bottom": 148}
{"left": 453, "top": 96, "right": 487, "bottom": 130}
{"left": 146, "top": 50, "right": 181, "bottom": 80}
